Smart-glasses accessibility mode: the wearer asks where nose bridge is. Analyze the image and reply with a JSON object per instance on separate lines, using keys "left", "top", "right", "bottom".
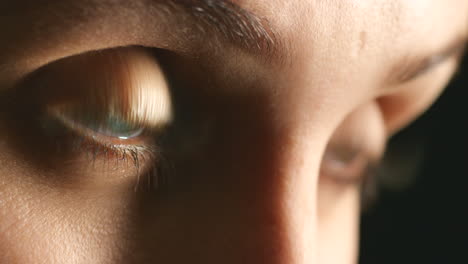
{"left": 131, "top": 93, "right": 328, "bottom": 263}
{"left": 132, "top": 125, "right": 323, "bottom": 264}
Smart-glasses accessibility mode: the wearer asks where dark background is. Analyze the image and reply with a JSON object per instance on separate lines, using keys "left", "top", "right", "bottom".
{"left": 359, "top": 55, "right": 467, "bottom": 263}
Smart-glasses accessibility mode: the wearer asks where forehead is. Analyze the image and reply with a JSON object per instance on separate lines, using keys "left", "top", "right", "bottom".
{"left": 0, "top": 0, "right": 466, "bottom": 92}
{"left": 243, "top": 0, "right": 467, "bottom": 59}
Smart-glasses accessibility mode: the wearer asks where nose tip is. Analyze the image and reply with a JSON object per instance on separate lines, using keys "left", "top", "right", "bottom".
{"left": 226, "top": 108, "right": 329, "bottom": 264}
{"left": 130, "top": 93, "right": 339, "bottom": 263}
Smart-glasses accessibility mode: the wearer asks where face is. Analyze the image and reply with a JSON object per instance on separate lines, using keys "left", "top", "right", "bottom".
{"left": 0, "top": 0, "right": 466, "bottom": 263}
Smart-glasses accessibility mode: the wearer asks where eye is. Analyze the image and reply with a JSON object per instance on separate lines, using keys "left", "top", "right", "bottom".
{"left": 0, "top": 47, "right": 173, "bottom": 185}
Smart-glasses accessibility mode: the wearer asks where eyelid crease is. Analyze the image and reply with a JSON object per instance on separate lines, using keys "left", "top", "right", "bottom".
{"left": 390, "top": 36, "right": 467, "bottom": 84}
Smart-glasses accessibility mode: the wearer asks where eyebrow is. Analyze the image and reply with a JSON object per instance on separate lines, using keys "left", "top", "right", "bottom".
{"left": 390, "top": 35, "right": 468, "bottom": 84}
{"left": 164, "top": 0, "right": 278, "bottom": 59}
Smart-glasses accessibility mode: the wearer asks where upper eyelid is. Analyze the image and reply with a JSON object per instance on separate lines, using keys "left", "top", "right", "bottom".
{"left": 0, "top": 0, "right": 280, "bottom": 91}
{"left": 391, "top": 37, "right": 467, "bottom": 84}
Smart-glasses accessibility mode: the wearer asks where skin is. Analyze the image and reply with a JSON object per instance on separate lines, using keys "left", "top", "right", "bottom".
{"left": 0, "top": 0, "right": 467, "bottom": 263}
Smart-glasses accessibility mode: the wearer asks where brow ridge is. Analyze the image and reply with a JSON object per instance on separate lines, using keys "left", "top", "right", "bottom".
{"left": 165, "top": 0, "right": 278, "bottom": 58}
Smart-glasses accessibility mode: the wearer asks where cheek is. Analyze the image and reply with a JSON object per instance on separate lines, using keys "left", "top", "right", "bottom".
{"left": 0, "top": 168, "right": 136, "bottom": 263}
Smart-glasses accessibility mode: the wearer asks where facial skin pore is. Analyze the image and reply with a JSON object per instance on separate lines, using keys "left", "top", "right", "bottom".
{"left": 0, "top": 0, "right": 467, "bottom": 263}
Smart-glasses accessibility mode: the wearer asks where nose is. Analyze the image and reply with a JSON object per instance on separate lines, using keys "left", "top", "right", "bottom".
{"left": 131, "top": 96, "right": 324, "bottom": 264}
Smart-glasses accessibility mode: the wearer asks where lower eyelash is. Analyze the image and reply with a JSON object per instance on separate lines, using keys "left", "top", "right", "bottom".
{"left": 85, "top": 141, "right": 164, "bottom": 190}
{"left": 41, "top": 114, "right": 168, "bottom": 190}
{"left": 80, "top": 139, "right": 155, "bottom": 169}
{"left": 78, "top": 135, "right": 170, "bottom": 191}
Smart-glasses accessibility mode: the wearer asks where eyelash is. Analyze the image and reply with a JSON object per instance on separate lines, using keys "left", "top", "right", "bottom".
{"left": 66, "top": 127, "right": 155, "bottom": 170}
{"left": 55, "top": 114, "right": 171, "bottom": 190}
{"left": 53, "top": 108, "right": 163, "bottom": 167}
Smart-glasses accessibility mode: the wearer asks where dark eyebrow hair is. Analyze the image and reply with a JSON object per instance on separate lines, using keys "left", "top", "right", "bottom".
{"left": 389, "top": 34, "right": 468, "bottom": 84}
{"left": 163, "top": 0, "right": 278, "bottom": 59}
